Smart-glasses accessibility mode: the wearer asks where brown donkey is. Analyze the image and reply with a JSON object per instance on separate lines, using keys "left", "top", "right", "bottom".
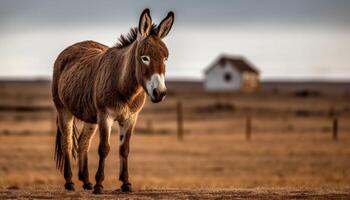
{"left": 52, "top": 8, "right": 174, "bottom": 194}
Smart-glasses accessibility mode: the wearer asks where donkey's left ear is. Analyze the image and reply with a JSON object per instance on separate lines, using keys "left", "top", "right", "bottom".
{"left": 157, "top": 11, "right": 175, "bottom": 39}
{"left": 139, "top": 8, "right": 153, "bottom": 38}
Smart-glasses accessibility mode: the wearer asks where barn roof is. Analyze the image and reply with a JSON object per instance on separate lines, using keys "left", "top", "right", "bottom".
{"left": 204, "top": 55, "right": 259, "bottom": 75}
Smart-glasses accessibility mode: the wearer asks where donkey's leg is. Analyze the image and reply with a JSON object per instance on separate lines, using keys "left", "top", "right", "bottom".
{"left": 78, "top": 123, "right": 97, "bottom": 190}
{"left": 93, "top": 113, "right": 113, "bottom": 194}
{"left": 57, "top": 110, "right": 75, "bottom": 191}
{"left": 119, "top": 116, "right": 136, "bottom": 192}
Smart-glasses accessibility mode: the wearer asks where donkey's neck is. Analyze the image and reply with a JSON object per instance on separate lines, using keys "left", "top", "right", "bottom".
{"left": 115, "top": 42, "right": 143, "bottom": 102}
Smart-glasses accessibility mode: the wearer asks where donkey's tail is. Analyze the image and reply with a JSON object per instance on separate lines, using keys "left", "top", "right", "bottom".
{"left": 54, "top": 122, "right": 64, "bottom": 172}
{"left": 54, "top": 117, "right": 79, "bottom": 172}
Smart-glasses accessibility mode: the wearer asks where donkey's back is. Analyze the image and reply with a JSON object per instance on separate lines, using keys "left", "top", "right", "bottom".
{"left": 52, "top": 40, "right": 108, "bottom": 123}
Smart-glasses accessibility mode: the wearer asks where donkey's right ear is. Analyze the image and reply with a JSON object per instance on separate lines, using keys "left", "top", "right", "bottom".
{"left": 157, "top": 11, "right": 174, "bottom": 39}
{"left": 138, "top": 8, "right": 152, "bottom": 38}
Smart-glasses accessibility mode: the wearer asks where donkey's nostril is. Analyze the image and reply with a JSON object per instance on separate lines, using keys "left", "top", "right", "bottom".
{"left": 152, "top": 88, "right": 159, "bottom": 98}
{"left": 160, "top": 91, "right": 167, "bottom": 99}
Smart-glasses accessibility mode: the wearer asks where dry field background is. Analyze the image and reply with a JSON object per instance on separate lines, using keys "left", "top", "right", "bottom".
{"left": 0, "top": 81, "right": 350, "bottom": 199}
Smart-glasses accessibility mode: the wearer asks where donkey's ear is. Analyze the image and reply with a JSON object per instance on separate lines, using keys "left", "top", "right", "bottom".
{"left": 157, "top": 11, "right": 175, "bottom": 39}
{"left": 138, "top": 8, "right": 152, "bottom": 38}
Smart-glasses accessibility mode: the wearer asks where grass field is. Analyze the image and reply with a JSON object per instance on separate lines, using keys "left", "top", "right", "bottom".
{"left": 1, "top": 132, "right": 350, "bottom": 189}
{"left": 0, "top": 82, "right": 350, "bottom": 199}
{"left": 1, "top": 133, "right": 350, "bottom": 199}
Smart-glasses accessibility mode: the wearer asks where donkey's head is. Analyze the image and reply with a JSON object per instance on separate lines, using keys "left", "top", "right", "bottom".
{"left": 135, "top": 9, "right": 174, "bottom": 103}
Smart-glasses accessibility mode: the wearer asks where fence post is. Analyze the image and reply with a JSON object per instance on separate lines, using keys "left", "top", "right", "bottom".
{"left": 246, "top": 115, "right": 251, "bottom": 141}
{"left": 333, "top": 117, "right": 338, "bottom": 141}
{"left": 177, "top": 100, "right": 184, "bottom": 141}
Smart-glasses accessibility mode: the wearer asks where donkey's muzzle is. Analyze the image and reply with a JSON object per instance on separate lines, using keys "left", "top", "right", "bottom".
{"left": 151, "top": 88, "right": 167, "bottom": 103}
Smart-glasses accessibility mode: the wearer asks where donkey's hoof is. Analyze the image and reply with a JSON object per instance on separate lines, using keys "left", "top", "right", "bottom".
{"left": 93, "top": 185, "right": 104, "bottom": 194}
{"left": 120, "top": 183, "right": 132, "bottom": 192}
{"left": 64, "top": 182, "right": 75, "bottom": 191}
{"left": 83, "top": 183, "right": 93, "bottom": 190}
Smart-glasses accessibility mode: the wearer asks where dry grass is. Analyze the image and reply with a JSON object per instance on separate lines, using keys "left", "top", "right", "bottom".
{"left": 0, "top": 82, "right": 350, "bottom": 198}
{"left": 0, "top": 132, "right": 350, "bottom": 191}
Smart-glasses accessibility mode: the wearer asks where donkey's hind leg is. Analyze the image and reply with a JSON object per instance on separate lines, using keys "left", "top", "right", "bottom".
{"left": 57, "top": 110, "right": 75, "bottom": 191}
{"left": 78, "top": 123, "right": 97, "bottom": 190}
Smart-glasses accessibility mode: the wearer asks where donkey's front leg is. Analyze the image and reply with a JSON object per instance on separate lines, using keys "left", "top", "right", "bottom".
{"left": 93, "top": 113, "right": 113, "bottom": 194}
{"left": 118, "top": 116, "right": 136, "bottom": 192}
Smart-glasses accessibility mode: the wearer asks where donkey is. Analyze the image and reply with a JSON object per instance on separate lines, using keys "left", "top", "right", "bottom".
{"left": 52, "top": 8, "right": 174, "bottom": 194}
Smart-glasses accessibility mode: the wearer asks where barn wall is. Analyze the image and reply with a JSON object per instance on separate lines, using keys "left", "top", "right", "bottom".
{"left": 204, "top": 63, "right": 241, "bottom": 91}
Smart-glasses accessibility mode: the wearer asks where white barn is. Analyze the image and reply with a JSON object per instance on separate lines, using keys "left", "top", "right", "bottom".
{"left": 204, "top": 55, "right": 260, "bottom": 92}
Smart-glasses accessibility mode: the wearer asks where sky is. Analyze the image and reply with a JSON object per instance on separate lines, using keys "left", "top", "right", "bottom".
{"left": 1, "top": 0, "right": 350, "bottom": 80}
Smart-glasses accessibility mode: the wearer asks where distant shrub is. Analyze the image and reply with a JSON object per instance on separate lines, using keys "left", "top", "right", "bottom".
{"left": 294, "top": 90, "right": 321, "bottom": 97}
{"left": 295, "top": 109, "right": 311, "bottom": 117}
{"left": 195, "top": 102, "right": 235, "bottom": 113}
{"left": 321, "top": 126, "right": 331, "bottom": 133}
{"left": 272, "top": 88, "right": 279, "bottom": 94}
{"left": 295, "top": 109, "right": 325, "bottom": 117}
{"left": 7, "top": 185, "right": 20, "bottom": 190}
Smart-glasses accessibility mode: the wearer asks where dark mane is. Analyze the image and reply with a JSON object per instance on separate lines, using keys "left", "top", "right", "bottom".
{"left": 115, "top": 24, "right": 158, "bottom": 49}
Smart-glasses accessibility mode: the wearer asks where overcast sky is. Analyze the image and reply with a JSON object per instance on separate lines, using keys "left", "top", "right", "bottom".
{"left": 1, "top": 0, "right": 350, "bottom": 80}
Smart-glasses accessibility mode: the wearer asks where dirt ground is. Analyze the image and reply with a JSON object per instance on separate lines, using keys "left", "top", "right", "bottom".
{"left": 0, "top": 82, "right": 350, "bottom": 199}
{"left": 1, "top": 188, "right": 350, "bottom": 199}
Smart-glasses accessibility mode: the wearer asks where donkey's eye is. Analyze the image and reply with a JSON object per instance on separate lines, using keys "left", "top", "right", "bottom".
{"left": 141, "top": 55, "right": 150, "bottom": 66}
{"left": 163, "top": 57, "right": 168, "bottom": 64}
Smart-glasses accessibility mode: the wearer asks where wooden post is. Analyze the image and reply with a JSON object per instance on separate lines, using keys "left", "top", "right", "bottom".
{"left": 177, "top": 100, "right": 184, "bottom": 141}
{"left": 246, "top": 115, "right": 251, "bottom": 141}
{"left": 333, "top": 117, "right": 338, "bottom": 141}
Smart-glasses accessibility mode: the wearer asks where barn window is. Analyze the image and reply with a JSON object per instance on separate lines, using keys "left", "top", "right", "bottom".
{"left": 224, "top": 73, "right": 232, "bottom": 82}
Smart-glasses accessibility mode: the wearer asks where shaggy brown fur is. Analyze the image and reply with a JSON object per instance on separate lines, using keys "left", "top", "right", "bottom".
{"left": 52, "top": 8, "right": 174, "bottom": 194}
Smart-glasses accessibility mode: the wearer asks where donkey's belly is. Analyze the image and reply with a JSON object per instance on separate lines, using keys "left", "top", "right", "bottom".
{"left": 63, "top": 88, "right": 98, "bottom": 124}
{"left": 69, "top": 103, "right": 98, "bottom": 124}
{"left": 59, "top": 68, "right": 99, "bottom": 124}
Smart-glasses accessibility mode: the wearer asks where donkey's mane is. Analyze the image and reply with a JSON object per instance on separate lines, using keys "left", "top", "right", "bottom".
{"left": 115, "top": 24, "right": 158, "bottom": 49}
